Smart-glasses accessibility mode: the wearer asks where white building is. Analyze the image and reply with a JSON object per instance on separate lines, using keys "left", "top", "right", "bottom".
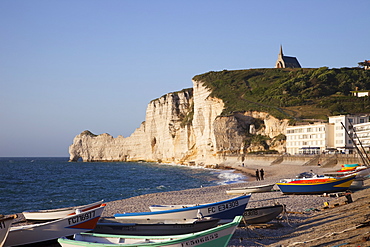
{"left": 353, "top": 122, "right": 370, "bottom": 149}
{"left": 351, "top": 90, "right": 370, "bottom": 97}
{"left": 286, "top": 115, "right": 369, "bottom": 155}
{"left": 286, "top": 123, "right": 334, "bottom": 155}
{"left": 329, "top": 115, "right": 369, "bottom": 153}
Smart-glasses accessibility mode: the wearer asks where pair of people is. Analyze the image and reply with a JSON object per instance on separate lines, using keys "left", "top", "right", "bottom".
{"left": 255, "top": 168, "right": 264, "bottom": 180}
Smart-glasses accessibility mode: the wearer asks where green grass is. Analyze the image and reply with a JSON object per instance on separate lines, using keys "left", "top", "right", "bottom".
{"left": 193, "top": 67, "right": 370, "bottom": 121}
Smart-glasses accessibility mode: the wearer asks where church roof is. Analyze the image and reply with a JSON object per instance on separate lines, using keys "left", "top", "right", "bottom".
{"left": 275, "top": 46, "right": 301, "bottom": 68}
{"left": 282, "top": 55, "right": 301, "bottom": 68}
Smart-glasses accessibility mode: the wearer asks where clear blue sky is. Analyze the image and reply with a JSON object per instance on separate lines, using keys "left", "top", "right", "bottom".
{"left": 1, "top": 0, "right": 369, "bottom": 157}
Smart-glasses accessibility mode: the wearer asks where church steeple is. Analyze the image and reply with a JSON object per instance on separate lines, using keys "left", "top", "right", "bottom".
{"left": 279, "top": 45, "right": 283, "bottom": 57}
{"left": 275, "top": 45, "right": 301, "bottom": 68}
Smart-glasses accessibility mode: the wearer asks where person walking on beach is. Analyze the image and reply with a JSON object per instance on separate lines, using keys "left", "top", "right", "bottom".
{"left": 260, "top": 168, "right": 264, "bottom": 180}
{"left": 255, "top": 169, "right": 260, "bottom": 181}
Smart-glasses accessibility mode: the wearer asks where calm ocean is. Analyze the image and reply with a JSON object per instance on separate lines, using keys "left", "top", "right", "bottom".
{"left": 0, "top": 157, "right": 246, "bottom": 215}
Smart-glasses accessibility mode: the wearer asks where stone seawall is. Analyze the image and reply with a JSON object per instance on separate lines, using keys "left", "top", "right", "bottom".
{"left": 215, "top": 154, "right": 365, "bottom": 170}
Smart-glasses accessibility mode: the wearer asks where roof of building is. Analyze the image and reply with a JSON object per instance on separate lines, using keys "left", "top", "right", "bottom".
{"left": 275, "top": 45, "right": 301, "bottom": 68}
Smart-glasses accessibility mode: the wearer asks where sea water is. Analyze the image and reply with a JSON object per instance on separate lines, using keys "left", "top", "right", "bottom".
{"left": 0, "top": 157, "right": 246, "bottom": 215}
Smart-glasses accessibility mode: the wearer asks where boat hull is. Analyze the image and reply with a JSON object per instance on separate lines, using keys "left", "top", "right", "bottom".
{"left": 242, "top": 205, "right": 284, "bottom": 224}
{"left": 276, "top": 175, "right": 355, "bottom": 194}
{"left": 115, "top": 195, "right": 250, "bottom": 224}
{"left": 226, "top": 184, "right": 275, "bottom": 195}
{"left": 22, "top": 200, "right": 104, "bottom": 221}
{"left": 58, "top": 216, "right": 242, "bottom": 247}
{"left": 0, "top": 215, "right": 16, "bottom": 247}
{"left": 93, "top": 217, "right": 220, "bottom": 236}
{"left": 4, "top": 206, "right": 105, "bottom": 247}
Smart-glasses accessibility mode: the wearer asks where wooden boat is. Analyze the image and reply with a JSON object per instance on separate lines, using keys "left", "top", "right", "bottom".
{"left": 58, "top": 215, "right": 242, "bottom": 247}
{"left": 93, "top": 217, "right": 220, "bottom": 236}
{"left": 226, "top": 183, "right": 275, "bottom": 195}
{"left": 22, "top": 200, "right": 104, "bottom": 220}
{"left": 149, "top": 204, "right": 197, "bottom": 211}
{"left": 324, "top": 166, "right": 370, "bottom": 178}
{"left": 3, "top": 205, "right": 105, "bottom": 247}
{"left": 342, "top": 163, "right": 359, "bottom": 170}
{"left": 115, "top": 195, "right": 251, "bottom": 224}
{"left": 242, "top": 204, "right": 284, "bottom": 224}
{"left": 0, "top": 215, "right": 17, "bottom": 247}
{"left": 276, "top": 174, "right": 356, "bottom": 194}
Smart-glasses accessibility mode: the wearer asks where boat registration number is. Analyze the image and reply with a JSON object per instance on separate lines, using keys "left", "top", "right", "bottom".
{"left": 244, "top": 209, "right": 260, "bottom": 216}
{"left": 68, "top": 211, "right": 96, "bottom": 225}
{"left": 0, "top": 221, "right": 5, "bottom": 229}
{"left": 181, "top": 233, "right": 218, "bottom": 246}
{"left": 207, "top": 200, "right": 239, "bottom": 213}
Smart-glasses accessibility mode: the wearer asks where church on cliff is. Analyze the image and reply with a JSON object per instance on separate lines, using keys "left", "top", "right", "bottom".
{"left": 275, "top": 45, "right": 301, "bottom": 68}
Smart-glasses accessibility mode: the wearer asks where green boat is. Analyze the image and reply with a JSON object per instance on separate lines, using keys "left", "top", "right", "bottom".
{"left": 58, "top": 215, "right": 242, "bottom": 247}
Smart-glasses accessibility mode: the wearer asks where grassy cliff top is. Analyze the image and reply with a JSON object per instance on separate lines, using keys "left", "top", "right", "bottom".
{"left": 193, "top": 67, "right": 370, "bottom": 121}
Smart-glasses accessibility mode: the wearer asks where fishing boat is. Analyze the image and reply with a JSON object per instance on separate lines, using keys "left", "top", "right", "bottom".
{"left": 226, "top": 183, "right": 275, "bottom": 195}
{"left": 58, "top": 215, "right": 242, "bottom": 247}
{"left": 242, "top": 204, "right": 284, "bottom": 224}
{"left": 22, "top": 200, "right": 104, "bottom": 221}
{"left": 276, "top": 174, "right": 356, "bottom": 194}
{"left": 148, "top": 204, "right": 196, "bottom": 211}
{"left": 324, "top": 165, "right": 370, "bottom": 178}
{"left": 93, "top": 217, "right": 220, "bottom": 236}
{"left": 3, "top": 205, "right": 105, "bottom": 247}
{"left": 115, "top": 195, "right": 251, "bottom": 224}
{"left": 0, "top": 215, "right": 17, "bottom": 247}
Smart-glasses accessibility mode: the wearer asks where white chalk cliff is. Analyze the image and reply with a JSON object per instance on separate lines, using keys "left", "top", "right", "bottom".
{"left": 69, "top": 80, "right": 289, "bottom": 165}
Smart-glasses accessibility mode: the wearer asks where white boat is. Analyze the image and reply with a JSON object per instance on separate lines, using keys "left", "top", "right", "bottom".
{"left": 226, "top": 183, "right": 275, "bottom": 195}
{"left": 3, "top": 205, "right": 105, "bottom": 247}
{"left": 149, "top": 204, "right": 198, "bottom": 212}
{"left": 115, "top": 195, "right": 251, "bottom": 224}
{"left": 0, "top": 215, "right": 16, "bottom": 247}
{"left": 93, "top": 217, "right": 220, "bottom": 236}
{"left": 22, "top": 200, "right": 104, "bottom": 221}
{"left": 242, "top": 204, "right": 284, "bottom": 224}
{"left": 58, "top": 216, "right": 243, "bottom": 247}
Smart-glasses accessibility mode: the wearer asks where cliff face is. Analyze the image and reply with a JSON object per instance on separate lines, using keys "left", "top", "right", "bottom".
{"left": 69, "top": 80, "right": 289, "bottom": 165}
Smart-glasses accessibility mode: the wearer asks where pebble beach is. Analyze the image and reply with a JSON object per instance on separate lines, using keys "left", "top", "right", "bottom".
{"left": 16, "top": 162, "right": 369, "bottom": 247}
{"left": 101, "top": 163, "right": 370, "bottom": 247}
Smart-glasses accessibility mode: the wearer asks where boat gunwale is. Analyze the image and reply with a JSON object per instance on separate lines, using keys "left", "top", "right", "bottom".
{"left": 22, "top": 200, "right": 104, "bottom": 214}
{"left": 276, "top": 174, "right": 356, "bottom": 186}
{"left": 114, "top": 195, "right": 250, "bottom": 217}
{"left": 245, "top": 204, "right": 284, "bottom": 211}
{"left": 227, "top": 183, "right": 275, "bottom": 190}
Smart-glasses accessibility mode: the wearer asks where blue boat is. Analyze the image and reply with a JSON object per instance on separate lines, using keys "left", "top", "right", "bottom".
{"left": 114, "top": 195, "right": 251, "bottom": 223}
{"left": 276, "top": 174, "right": 356, "bottom": 194}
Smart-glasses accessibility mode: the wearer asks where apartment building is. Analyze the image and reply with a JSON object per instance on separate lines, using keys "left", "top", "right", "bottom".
{"left": 286, "top": 115, "right": 369, "bottom": 155}
{"left": 286, "top": 123, "right": 334, "bottom": 155}
{"left": 353, "top": 122, "right": 370, "bottom": 149}
{"left": 329, "top": 115, "right": 369, "bottom": 152}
